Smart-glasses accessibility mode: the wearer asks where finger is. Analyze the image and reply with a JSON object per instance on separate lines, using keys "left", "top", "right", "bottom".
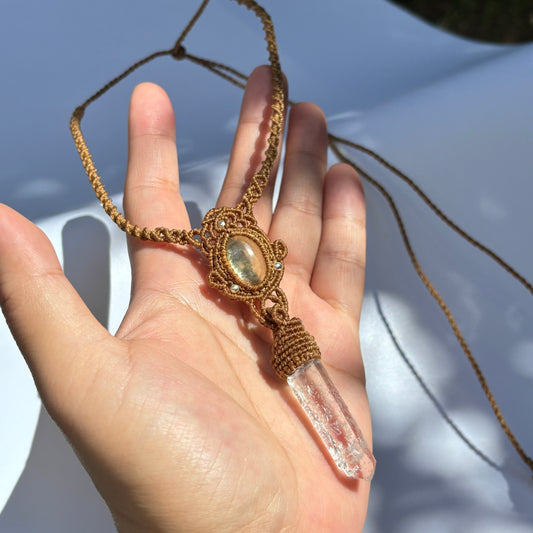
{"left": 217, "top": 66, "right": 286, "bottom": 229}
{"left": 124, "top": 82, "right": 193, "bottom": 295}
{"left": 0, "top": 204, "right": 111, "bottom": 415}
{"left": 270, "top": 103, "right": 327, "bottom": 282}
{"left": 311, "top": 163, "right": 366, "bottom": 322}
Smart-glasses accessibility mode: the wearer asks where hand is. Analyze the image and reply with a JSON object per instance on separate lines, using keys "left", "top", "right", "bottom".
{"left": 0, "top": 66, "right": 371, "bottom": 532}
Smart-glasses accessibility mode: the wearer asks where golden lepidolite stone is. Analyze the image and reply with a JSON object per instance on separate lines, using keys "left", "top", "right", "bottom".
{"left": 226, "top": 235, "right": 267, "bottom": 286}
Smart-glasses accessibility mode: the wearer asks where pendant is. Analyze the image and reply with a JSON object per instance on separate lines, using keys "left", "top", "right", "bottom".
{"left": 197, "top": 207, "right": 376, "bottom": 480}
{"left": 198, "top": 206, "right": 288, "bottom": 323}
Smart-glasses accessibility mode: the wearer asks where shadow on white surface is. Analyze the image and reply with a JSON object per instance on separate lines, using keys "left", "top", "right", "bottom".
{"left": 0, "top": 409, "right": 115, "bottom": 533}
{"left": 62, "top": 216, "right": 111, "bottom": 327}
{"left": 0, "top": 216, "right": 115, "bottom": 532}
{"left": 372, "top": 290, "right": 502, "bottom": 473}
{"left": 370, "top": 289, "right": 533, "bottom": 525}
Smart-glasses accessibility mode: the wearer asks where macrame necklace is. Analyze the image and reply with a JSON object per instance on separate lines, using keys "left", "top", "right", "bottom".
{"left": 70, "top": 0, "right": 375, "bottom": 481}
{"left": 70, "top": 0, "right": 533, "bottom": 479}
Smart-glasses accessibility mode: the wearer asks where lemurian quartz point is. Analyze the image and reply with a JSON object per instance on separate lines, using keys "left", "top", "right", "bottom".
{"left": 287, "top": 359, "right": 376, "bottom": 480}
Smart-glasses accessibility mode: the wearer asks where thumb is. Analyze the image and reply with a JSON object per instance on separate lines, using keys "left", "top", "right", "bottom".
{"left": 0, "top": 204, "right": 112, "bottom": 416}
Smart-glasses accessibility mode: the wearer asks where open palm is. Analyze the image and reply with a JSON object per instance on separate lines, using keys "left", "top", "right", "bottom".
{"left": 0, "top": 67, "right": 371, "bottom": 532}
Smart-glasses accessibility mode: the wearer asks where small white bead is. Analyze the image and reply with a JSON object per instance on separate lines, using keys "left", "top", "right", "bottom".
{"left": 230, "top": 284, "right": 240, "bottom": 293}
{"left": 274, "top": 262, "right": 283, "bottom": 270}
{"left": 217, "top": 220, "right": 226, "bottom": 228}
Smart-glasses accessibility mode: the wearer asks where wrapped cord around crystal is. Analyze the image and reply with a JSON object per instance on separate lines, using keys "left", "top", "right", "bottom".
{"left": 271, "top": 318, "right": 321, "bottom": 380}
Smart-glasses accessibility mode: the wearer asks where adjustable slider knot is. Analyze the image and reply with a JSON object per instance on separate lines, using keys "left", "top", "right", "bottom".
{"left": 170, "top": 44, "right": 187, "bottom": 60}
{"left": 271, "top": 317, "right": 321, "bottom": 380}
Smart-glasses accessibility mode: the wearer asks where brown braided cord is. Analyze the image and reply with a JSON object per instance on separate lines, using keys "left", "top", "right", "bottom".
{"left": 231, "top": 1, "right": 285, "bottom": 214}
{"left": 186, "top": 53, "right": 248, "bottom": 89}
{"left": 69, "top": 0, "right": 533, "bottom": 473}
{"left": 69, "top": 0, "right": 284, "bottom": 243}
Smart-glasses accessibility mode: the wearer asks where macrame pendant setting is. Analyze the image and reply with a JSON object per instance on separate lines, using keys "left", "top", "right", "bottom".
{"left": 198, "top": 207, "right": 287, "bottom": 315}
{"left": 197, "top": 206, "right": 376, "bottom": 480}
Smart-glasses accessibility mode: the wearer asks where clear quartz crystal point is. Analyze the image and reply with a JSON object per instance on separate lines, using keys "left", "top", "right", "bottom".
{"left": 287, "top": 359, "right": 376, "bottom": 480}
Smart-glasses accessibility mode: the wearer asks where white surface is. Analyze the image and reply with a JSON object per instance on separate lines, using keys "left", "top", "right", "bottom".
{"left": 0, "top": 0, "right": 532, "bottom": 531}
{"left": 345, "top": 43, "right": 533, "bottom": 532}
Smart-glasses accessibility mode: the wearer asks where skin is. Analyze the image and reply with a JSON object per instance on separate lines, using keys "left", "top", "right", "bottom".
{"left": 0, "top": 66, "right": 371, "bottom": 532}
